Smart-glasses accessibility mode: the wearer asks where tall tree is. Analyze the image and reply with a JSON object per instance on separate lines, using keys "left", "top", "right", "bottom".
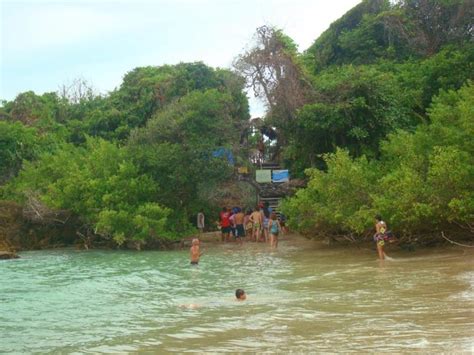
{"left": 397, "top": 0, "right": 474, "bottom": 55}
{"left": 234, "top": 26, "right": 313, "bottom": 125}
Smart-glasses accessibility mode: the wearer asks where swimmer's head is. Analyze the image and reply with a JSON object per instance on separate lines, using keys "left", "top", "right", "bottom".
{"left": 192, "top": 238, "right": 199, "bottom": 245}
{"left": 235, "top": 288, "right": 246, "bottom": 300}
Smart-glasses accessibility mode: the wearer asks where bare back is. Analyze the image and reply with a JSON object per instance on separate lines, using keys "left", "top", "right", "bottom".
{"left": 250, "top": 211, "right": 262, "bottom": 225}
{"left": 234, "top": 212, "right": 244, "bottom": 224}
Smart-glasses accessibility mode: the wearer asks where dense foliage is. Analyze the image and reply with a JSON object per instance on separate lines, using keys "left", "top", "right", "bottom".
{"left": 282, "top": 83, "right": 474, "bottom": 241}
{"left": 305, "top": 0, "right": 473, "bottom": 71}
{"left": 1, "top": 62, "right": 249, "bottom": 247}
{"left": 1, "top": 0, "right": 472, "bottom": 248}
{"left": 8, "top": 139, "right": 173, "bottom": 246}
{"left": 234, "top": 0, "right": 473, "bottom": 242}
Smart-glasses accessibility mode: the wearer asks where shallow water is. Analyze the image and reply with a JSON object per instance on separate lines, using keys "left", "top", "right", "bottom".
{"left": 1, "top": 237, "right": 473, "bottom": 353}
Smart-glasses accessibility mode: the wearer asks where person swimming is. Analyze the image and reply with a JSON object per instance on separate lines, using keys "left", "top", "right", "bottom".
{"left": 235, "top": 288, "right": 246, "bottom": 301}
{"left": 180, "top": 289, "right": 247, "bottom": 310}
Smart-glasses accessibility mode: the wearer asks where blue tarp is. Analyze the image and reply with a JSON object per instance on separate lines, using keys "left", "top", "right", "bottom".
{"left": 272, "top": 170, "right": 289, "bottom": 182}
{"left": 212, "top": 147, "right": 235, "bottom": 165}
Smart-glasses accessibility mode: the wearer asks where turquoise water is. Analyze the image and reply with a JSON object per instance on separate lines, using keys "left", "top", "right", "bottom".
{"left": 1, "top": 237, "right": 473, "bottom": 353}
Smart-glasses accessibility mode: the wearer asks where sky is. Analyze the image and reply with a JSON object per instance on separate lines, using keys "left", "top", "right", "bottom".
{"left": 1, "top": 0, "right": 361, "bottom": 116}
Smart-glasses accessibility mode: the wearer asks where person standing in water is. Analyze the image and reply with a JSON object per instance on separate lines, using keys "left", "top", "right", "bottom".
{"left": 374, "top": 215, "right": 395, "bottom": 260}
{"left": 220, "top": 207, "right": 231, "bottom": 242}
{"left": 190, "top": 238, "right": 202, "bottom": 265}
{"left": 268, "top": 212, "right": 281, "bottom": 248}
{"left": 244, "top": 209, "right": 253, "bottom": 238}
{"left": 249, "top": 206, "right": 263, "bottom": 242}
{"left": 233, "top": 207, "right": 245, "bottom": 244}
{"left": 262, "top": 202, "right": 271, "bottom": 243}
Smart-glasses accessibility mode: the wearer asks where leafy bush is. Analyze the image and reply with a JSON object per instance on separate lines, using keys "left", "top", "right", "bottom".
{"left": 7, "top": 138, "right": 180, "bottom": 245}
{"left": 282, "top": 149, "right": 378, "bottom": 236}
{"left": 284, "top": 83, "right": 474, "bottom": 240}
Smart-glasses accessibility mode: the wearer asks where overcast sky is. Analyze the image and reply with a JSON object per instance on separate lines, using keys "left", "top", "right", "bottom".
{"left": 1, "top": 0, "right": 361, "bottom": 115}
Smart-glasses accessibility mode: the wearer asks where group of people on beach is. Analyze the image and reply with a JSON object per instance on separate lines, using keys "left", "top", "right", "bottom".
{"left": 218, "top": 202, "right": 287, "bottom": 248}
{"left": 194, "top": 207, "right": 396, "bottom": 265}
{"left": 190, "top": 202, "right": 287, "bottom": 265}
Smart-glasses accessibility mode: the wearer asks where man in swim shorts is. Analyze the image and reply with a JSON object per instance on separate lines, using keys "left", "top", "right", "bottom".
{"left": 233, "top": 207, "right": 245, "bottom": 244}
{"left": 249, "top": 206, "right": 263, "bottom": 242}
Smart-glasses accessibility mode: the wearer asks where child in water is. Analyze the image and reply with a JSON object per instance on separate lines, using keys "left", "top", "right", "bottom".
{"left": 268, "top": 212, "right": 281, "bottom": 248}
{"left": 374, "top": 215, "right": 395, "bottom": 260}
{"left": 235, "top": 289, "right": 246, "bottom": 301}
{"left": 190, "top": 238, "right": 202, "bottom": 265}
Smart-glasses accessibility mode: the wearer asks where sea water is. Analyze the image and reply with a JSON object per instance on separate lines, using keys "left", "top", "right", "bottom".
{"left": 1, "top": 236, "right": 472, "bottom": 353}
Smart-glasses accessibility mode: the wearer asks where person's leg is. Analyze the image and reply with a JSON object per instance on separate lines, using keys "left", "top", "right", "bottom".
{"left": 238, "top": 225, "right": 244, "bottom": 244}
{"left": 271, "top": 234, "right": 278, "bottom": 248}
{"left": 222, "top": 227, "right": 227, "bottom": 242}
{"left": 376, "top": 241, "right": 385, "bottom": 260}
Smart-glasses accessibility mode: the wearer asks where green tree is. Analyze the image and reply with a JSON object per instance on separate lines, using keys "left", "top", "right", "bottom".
{"left": 375, "top": 82, "right": 474, "bottom": 234}
{"left": 304, "top": 0, "right": 392, "bottom": 71}
{"left": 283, "top": 83, "right": 474, "bottom": 241}
{"left": 284, "top": 65, "right": 413, "bottom": 176}
{"left": 0, "top": 121, "right": 41, "bottom": 183}
{"left": 281, "top": 149, "right": 378, "bottom": 236}
{"left": 7, "top": 138, "right": 176, "bottom": 246}
{"left": 128, "top": 89, "right": 246, "bottom": 213}
{"left": 110, "top": 62, "right": 245, "bottom": 138}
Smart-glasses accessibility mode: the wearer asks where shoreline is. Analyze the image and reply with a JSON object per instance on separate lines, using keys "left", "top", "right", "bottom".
{"left": 2, "top": 231, "right": 471, "bottom": 257}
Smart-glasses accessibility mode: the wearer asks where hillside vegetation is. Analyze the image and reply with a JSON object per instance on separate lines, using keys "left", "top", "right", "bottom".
{"left": 1, "top": 0, "right": 473, "bottom": 249}
{"left": 234, "top": 0, "right": 473, "bottom": 243}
